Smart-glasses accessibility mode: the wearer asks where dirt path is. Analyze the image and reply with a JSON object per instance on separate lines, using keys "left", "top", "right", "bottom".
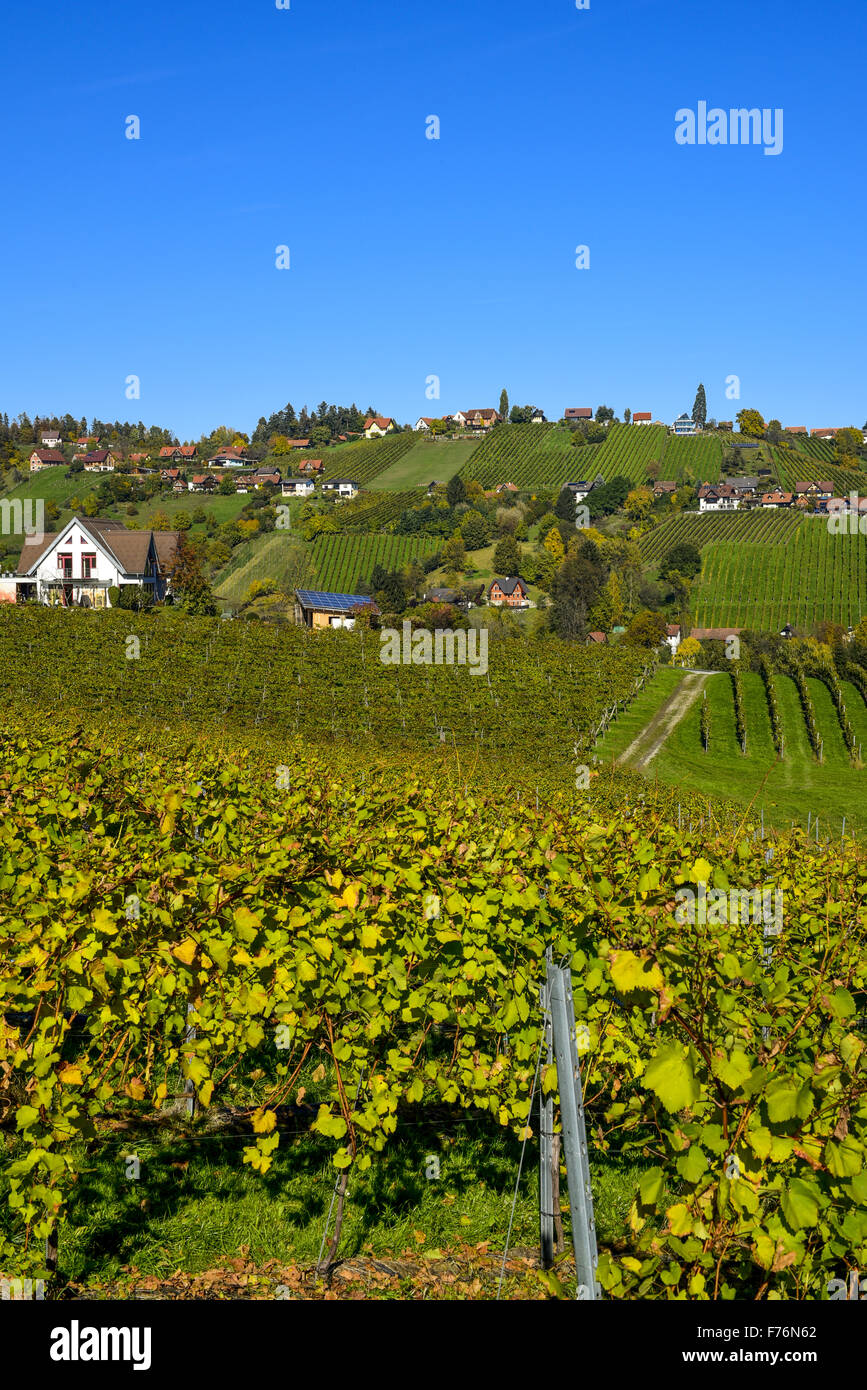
{"left": 616, "top": 672, "right": 712, "bottom": 772}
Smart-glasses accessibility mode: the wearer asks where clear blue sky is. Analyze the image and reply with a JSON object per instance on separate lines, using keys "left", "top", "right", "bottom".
{"left": 1, "top": 0, "right": 865, "bottom": 438}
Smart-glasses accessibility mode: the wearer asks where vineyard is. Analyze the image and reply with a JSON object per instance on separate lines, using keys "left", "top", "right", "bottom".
{"left": 311, "top": 534, "right": 437, "bottom": 592}
{"left": 639, "top": 509, "right": 801, "bottom": 563}
{"left": 693, "top": 523, "right": 867, "bottom": 630}
{"left": 589, "top": 424, "right": 669, "bottom": 483}
{"left": 295, "top": 434, "right": 418, "bottom": 486}
{"left": 772, "top": 449, "right": 862, "bottom": 496}
{"left": 1, "top": 709, "right": 865, "bottom": 1302}
{"left": 646, "top": 667, "right": 867, "bottom": 835}
{"left": 0, "top": 608, "right": 651, "bottom": 780}
{"left": 659, "top": 433, "right": 724, "bottom": 482}
{"left": 329, "top": 488, "right": 427, "bottom": 532}
{"left": 458, "top": 424, "right": 579, "bottom": 490}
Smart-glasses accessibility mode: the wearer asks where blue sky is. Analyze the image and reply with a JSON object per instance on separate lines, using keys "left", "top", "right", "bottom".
{"left": 1, "top": 0, "right": 865, "bottom": 438}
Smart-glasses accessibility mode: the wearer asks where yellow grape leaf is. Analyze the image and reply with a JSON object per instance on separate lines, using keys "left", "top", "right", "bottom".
{"left": 253, "top": 1108, "right": 277, "bottom": 1135}
{"left": 126, "top": 1078, "right": 147, "bottom": 1101}
{"left": 312, "top": 1063, "right": 327, "bottom": 1083}
{"left": 610, "top": 951, "right": 664, "bottom": 995}
{"left": 198, "top": 1080, "right": 214, "bottom": 1108}
{"left": 172, "top": 938, "right": 197, "bottom": 966}
{"left": 340, "top": 884, "right": 360, "bottom": 911}
{"left": 58, "top": 1065, "right": 82, "bottom": 1086}
{"left": 359, "top": 922, "right": 380, "bottom": 949}
{"left": 91, "top": 909, "right": 118, "bottom": 936}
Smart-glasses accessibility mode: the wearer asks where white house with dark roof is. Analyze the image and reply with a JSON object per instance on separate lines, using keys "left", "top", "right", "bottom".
{"left": 40, "top": 429, "right": 63, "bottom": 448}
{"left": 2, "top": 516, "right": 179, "bottom": 608}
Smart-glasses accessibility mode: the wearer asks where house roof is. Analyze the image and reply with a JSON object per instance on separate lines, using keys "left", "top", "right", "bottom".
{"left": 690, "top": 627, "right": 743, "bottom": 641}
{"left": 724, "top": 476, "right": 759, "bottom": 490}
{"left": 365, "top": 417, "right": 393, "bottom": 429}
{"left": 785, "top": 426, "right": 807, "bottom": 433}
{"left": 152, "top": 531, "right": 182, "bottom": 574}
{"left": 586, "top": 631, "right": 606, "bottom": 643}
{"left": 564, "top": 408, "right": 593, "bottom": 419}
{"left": 632, "top": 412, "right": 652, "bottom": 421}
{"left": 31, "top": 449, "right": 64, "bottom": 463}
{"left": 761, "top": 491, "right": 793, "bottom": 504}
{"left": 83, "top": 450, "right": 112, "bottom": 463}
{"left": 653, "top": 480, "right": 677, "bottom": 491}
{"left": 666, "top": 624, "right": 681, "bottom": 636}
{"left": 426, "top": 588, "right": 460, "bottom": 603}
{"left": 489, "top": 575, "right": 527, "bottom": 596}
{"left": 811, "top": 428, "right": 839, "bottom": 436}
{"left": 211, "top": 445, "right": 248, "bottom": 459}
{"left": 466, "top": 408, "right": 498, "bottom": 419}
{"left": 295, "top": 589, "right": 380, "bottom": 614}
{"left": 794, "top": 480, "right": 833, "bottom": 493}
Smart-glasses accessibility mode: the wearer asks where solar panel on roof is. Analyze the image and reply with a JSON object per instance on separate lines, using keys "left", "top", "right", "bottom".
{"left": 296, "top": 590, "right": 375, "bottom": 610}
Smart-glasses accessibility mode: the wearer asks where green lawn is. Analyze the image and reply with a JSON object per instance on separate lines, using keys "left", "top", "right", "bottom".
{"left": 369, "top": 439, "right": 480, "bottom": 491}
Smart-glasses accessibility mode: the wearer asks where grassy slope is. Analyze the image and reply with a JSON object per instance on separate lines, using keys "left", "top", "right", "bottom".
{"left": 369, "top": 439, "right": 480, "bottom": 491}
{"left": 650, "top": 671, "right": 867, "bottom": 835}
{"left": 594, "top": 667, "right": 686, "bottom": 764}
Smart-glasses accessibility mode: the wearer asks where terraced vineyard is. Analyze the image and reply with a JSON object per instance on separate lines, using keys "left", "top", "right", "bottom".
{"left": 293, "top": 433, "right": 418, "bottom": 485}
{"left": 693, "top": 522, "right": 867, "bottom": 629}
{"left": 330, "top": 488, "right": 427, "bottom": 532}
{"left": 592, "top": 423, "right": 669, "bottom": 482}
{"left": 659, "top": 432, "right": 723, "bottom": 482}
{"left": 639, "top": 508, "right": 801, "bottom": 563}
{"left": 311, "top": 533, "right": 436, "bottom": 591}
{"left": 458, "top": 424, "right": 578, "bottom": 489}
{"left": 772, "top": 448, "right": 862, "bottom": 495}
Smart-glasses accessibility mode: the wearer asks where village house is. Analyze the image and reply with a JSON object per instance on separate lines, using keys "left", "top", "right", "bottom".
{"left": 159, "top": 445, "right": 198, "bottom": 462}
{"left": 464, "top": 409, "right": 500, "bottom": 431}
{"left": 565, "top": 475, "right": 606, "bottom": 503}
{"left": 322, "top": 478, "right": 359, "bottom": 499}
{"left": 29, "top": 449, "right": 65, "bottom": 471}
{"left": 294, "top": 589, "right": 379, "bottom": 630}
{"left": 672, "top": 413, "right": 700, "bottom": 435}
{"left": 187, "top": 474, "right": 217, "bottom": 493}
{"left": 364, "top": 417, "right": 395, "bottom": 439}
{"left": 632, "top": 412, "right": 653, "bottom": 425}
{"left": 414, "top": 417, "right": 437, "bottom": 432}
{"left": 760, "top": 490, "right": 794, "bottom": 508}
{"left": 74, "top": 437, "right": 98, "bottom": 452}
{"left": 160, "top": 467, "right": 181, "bottom": 484}
{"left": 281, "top": 478, "right": 315, "bottom": 498}
{"left": 665, "top": 623, "right": 682, "bottom": 655}
{"left": 652, "top": 480, "right": 677, "bottom": 498}
{"left": 208, "top": 445, "right": 253, "bottom": 467}
{"left": 1, "top": 516, "right": 179, "bottom": 608}
{"left": 494, "top": 481, "right": 518, "bottom": 495}
{"left": 287, "top": 438, "right": 311, "bottom": 449}
{"left": 690, "top": 626, "right": 743, "bottom": 643}
{"left": 794, "top": 481, "right": 834, "bottom": 501}
{"left": 252, "top": 468, "right": 282, "bottom": 489}
{"left": 530, "top": 409, "right": 546, "bottom": 424}
{"left": 584, "top": 631, "right": 607, "bottom": 645}
{"left": 564, "top": 408, "right": 593, "bottom": 423}
{"left": 699, "top": 484, "right": 740, "bottom": 512}
{"left": 82, "top": 450, "right": 116, "bottom": 472}
{"left": 784, "top": 426, "right": 807, "bottom": 436}
{"left": 488, "top": 576, "right": 529, "bottom": 608}
{"left": 40, "top": 429, "right": 63, "bottom": 448}
{"left": 810, "top": 428, "right": 839, "bottom": 439}
{"left": 724, "top": 476, "right": 760, "bottom": 496}
{"left": 298, "top": 458, "right": 324, "bottom": 475}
